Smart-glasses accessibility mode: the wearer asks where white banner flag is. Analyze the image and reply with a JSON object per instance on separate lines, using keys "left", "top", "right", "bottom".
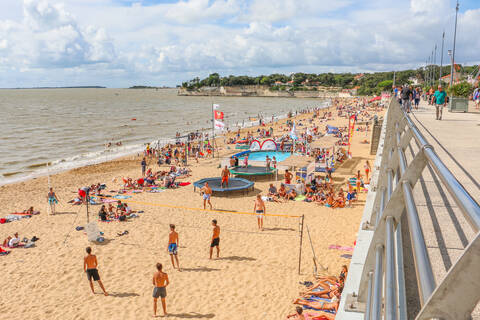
{"left": 214, "top": 119, "right": 225, "bottom": 130}
{"left": 213, "top": 104, "right": 220, "bottom": 110}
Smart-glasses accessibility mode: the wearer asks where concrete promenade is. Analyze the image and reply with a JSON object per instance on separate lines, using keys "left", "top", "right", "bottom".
{"left": 337, "top": 100, "right": 480, "bottom": 319}
{"left": 407, "top": 101, "right": 480, "bottom": 318}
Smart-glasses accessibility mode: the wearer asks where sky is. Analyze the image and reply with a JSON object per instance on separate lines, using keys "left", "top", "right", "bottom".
{"left": 0, "top": 0, "right": 479, "bottom": 88}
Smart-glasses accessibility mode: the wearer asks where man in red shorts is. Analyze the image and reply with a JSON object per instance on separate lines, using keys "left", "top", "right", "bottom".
{"left": 221, "top": 165, "right": 230, "bottom": 188}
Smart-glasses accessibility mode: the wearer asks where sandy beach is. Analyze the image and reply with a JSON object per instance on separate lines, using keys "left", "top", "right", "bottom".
{"left": 0, "top": 100, "right": 383, "bottom": 319}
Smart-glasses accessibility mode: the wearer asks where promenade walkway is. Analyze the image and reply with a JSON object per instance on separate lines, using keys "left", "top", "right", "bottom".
{"left": 337, "top": 100, "right": 480, "bottom": 319}
{"left": 407, "top": 101, "right": 480, "bottom": 318}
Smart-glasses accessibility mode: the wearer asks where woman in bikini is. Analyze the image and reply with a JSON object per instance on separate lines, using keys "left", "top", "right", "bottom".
{"left": 364, "top": 160, "right": 371, "bottom": 182}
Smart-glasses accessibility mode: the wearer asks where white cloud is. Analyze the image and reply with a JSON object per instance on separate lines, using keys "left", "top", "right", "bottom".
{"left": 0, "top": 0, "right": 479, "bottom": 87}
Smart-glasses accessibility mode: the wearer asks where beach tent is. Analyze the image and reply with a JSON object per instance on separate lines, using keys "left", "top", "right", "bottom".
{"left": 326, "top": 125, "right": 339, "bottom": 134}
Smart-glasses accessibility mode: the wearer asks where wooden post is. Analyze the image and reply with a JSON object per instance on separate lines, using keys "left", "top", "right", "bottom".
{"left": 298, "top": 214, "right": 305, "bottom": 275}
{"left": 86, "top": 192, "right": 90, "bottom": 223}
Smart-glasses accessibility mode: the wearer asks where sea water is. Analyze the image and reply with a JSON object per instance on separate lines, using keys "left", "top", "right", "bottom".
{"left": 0, "top": 88, "right": 328, "bottom": 185}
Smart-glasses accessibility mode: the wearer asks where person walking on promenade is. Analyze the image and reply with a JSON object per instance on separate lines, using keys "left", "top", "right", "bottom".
{"left": 152, "top": 263, "right": 169, "bottom": 317}
{"left": 84, "top": 247, "right": 108, "bottom": 296}
{"left": 210, "top": 220, "right": 220, "bottom": 259}
{"left": 400, "top": 84, "right": 412, "bottom": 113}
{"left": 433, "top": 85, "right": 447, "bottom": 120}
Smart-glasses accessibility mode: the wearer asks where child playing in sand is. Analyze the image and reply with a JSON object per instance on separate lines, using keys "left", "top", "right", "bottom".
{"left": 83, "top": 247, "right": 108, "bottom": 296}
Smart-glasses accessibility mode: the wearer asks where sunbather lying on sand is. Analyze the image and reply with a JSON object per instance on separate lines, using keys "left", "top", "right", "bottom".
{"left": 3, "top": 232, "right": 20, "bottom": 247}
{"left": 294, "top": 294, "right": 339, "bottom": 313}
{"left": 287, "top": 306, "right": 335, "bottom": 320}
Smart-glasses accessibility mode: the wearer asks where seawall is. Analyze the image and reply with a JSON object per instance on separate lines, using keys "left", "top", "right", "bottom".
{"left": 177, "top": 85, "right": 347, "bottom": 98}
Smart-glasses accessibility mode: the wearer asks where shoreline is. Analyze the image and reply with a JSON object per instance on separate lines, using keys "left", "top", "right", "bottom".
{"left": 0, "top": 102, "right": 330, "bottom": 187}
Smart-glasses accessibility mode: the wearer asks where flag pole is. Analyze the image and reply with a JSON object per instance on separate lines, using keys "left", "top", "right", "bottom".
{"left": 212, "top": 103, "right": 215, "bottom": 158}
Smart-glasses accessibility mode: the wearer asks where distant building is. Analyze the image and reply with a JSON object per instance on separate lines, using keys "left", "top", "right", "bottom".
{"left": 354, "top": 73, "right": 365, "bottom": 81}
{"left": 408, "top": 77, "right": 421, "bottom": 85}
{"left": 440, "top": 73, "right": 461, "bottom": 84}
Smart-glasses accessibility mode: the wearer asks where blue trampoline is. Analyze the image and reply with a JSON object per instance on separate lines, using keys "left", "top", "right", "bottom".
{"left": 193, "top": 177, "right": 254, "bottom": 195}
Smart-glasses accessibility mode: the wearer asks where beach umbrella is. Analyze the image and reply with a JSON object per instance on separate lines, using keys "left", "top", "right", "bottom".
{"left": 279, "top": 155, "right": 313, "bottom": 168}
{"left": 310, "top": 136, "right": 340, "bottom": 149}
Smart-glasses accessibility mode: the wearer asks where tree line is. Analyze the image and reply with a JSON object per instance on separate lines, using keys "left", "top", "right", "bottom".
{"left": 180, "top": 65, "right": 478, "bottom": 96}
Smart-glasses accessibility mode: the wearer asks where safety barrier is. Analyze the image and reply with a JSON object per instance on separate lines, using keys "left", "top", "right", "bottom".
{"left": 337, "top": 98, "right": 480, "bottom": 319}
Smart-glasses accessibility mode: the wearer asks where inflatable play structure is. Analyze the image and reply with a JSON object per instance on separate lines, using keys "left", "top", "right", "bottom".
{"left": 249, "top": 139, "right": 277, "bottom": 151}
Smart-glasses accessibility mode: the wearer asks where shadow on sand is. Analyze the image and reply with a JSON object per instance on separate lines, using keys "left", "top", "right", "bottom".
{"left": 218, "top": 255, "right": 256, "bottom": 262}
{"left": 180, "top": 267, "right": 220, "bottom": 272}
{"left": 109, "top": 292, "right": 140, "bottom": 298}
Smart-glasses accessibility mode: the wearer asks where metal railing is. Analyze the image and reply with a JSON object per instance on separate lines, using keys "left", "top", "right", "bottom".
{"left": 337, "top": 98, "right": 480, "bottom": 320}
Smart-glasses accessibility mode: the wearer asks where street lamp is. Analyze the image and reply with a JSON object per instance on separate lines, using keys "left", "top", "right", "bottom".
{"left": 448, "top": 50, "right": 453, "bottom": 87}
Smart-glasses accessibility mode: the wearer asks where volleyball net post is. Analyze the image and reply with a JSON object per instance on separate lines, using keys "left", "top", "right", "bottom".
{"left": 298, "top": 214, "right": 305, "bottom": 275}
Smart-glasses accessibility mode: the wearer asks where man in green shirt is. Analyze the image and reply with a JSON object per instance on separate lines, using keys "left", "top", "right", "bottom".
{"left": 433, "top": 85, "right": 447, "bottom": 120}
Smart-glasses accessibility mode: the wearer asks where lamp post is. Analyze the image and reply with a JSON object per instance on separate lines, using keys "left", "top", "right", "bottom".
{"left": 451, "top": 0, "right": 459, "bottom": 86}
{"left": 448, "top": 50, "right": 453, "bottom": 87}
{"left": 440, "top": 31, "right": 445, "bottom": 82}
{"left": 433, "top": 44, "right": 437, "bottom": 85}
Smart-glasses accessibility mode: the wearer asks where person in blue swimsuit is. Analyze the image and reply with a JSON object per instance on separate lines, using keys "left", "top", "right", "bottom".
{"left": 47, "top": 187, "right": 59, "bottom": 215}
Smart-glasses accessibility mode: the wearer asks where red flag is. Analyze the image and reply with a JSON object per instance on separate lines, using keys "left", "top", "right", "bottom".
{"left": 214, "top": 110, "right": 224, "bottom": 120}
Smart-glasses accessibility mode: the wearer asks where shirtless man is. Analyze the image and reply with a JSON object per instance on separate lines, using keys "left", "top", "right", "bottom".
{"left": 254, "top": 194, "right": 266, "bottom": 231}
{"left": 210, "top": 220, "right": 220, "bottom": 259}
{"left": 152, "top": 263, "right": 169, "bottom": 317}
{"left": 285, "top": 169, "right": 293, "bottom": 184}
{"left": 167, "top": 224, "right": 180, "bottom": 270}
{"left": 83, "top": 247, "right": 108, "bottom": 296}
{"left": 221, "top": 165, "right": 230, "bottom": 188}
{"left": 200, "top": 182, "right": 213, "bottom": 210}
{"left": 265, "top": 156, "right": 271, "bottom": 170}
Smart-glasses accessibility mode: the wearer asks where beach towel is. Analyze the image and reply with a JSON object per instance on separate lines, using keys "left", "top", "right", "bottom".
{"left": 101, "top": 199, "right": 117, "bottom": 203}
{"left": 294, "top": 195, "right": 306, "bottom": 201}
{"left": 178, "top": 182, "right": 191, "bottom": 186}
{"left": 113, "top": 195, "right": 132, "bottom": 199}
{"left": 0, "top": 248, "right": 10, "bottom": 255}
{"left": 328, "top": 245, "right": 354, "bottom": 252}
{"left": 341, "top": 254, "right": 352, "bottom": 259}
{"left": 147, "top": 189, "right": 165, "bottom": 193}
